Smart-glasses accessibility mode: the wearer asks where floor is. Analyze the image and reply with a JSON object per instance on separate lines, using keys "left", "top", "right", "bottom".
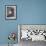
{"left": 19, "top": 39, "right": 46, "bottom": 46}
{"left": 0, "top": 44, "right": 18, "bottom": 46}
{"left": 0, "top": 40, "right": 46, "bottom": 46}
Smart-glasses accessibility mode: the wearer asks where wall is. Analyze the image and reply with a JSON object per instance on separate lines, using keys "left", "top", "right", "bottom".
{"left": 21, "top": 25, "right": 46, "bottom": 30}
{"left": 0, "top": 0, "right": 46, "bottom": 44}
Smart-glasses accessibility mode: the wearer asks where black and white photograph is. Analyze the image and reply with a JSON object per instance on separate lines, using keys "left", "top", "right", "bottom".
{"left": 18, "top": 25, "right": 46, "bottom": 46}
{"left": 5, "top": 5, "right": 16, "bottom": 20}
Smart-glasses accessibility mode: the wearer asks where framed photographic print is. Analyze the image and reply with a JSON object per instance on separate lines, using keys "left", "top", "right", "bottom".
{"left": 5, "top": 5, "right": 16, "bottom": 20}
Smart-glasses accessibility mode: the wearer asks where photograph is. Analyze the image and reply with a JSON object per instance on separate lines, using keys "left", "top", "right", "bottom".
{"left": 5, "top": 5, "right": 16, "bottom": 20}
{"left": 18, "top": 24, "right": 46, "bottom": 46}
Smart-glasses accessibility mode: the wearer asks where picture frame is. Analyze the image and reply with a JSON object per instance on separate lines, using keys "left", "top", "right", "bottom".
{"left": 5, "top": 5, "right": 16, "bottom": 20}
{"left": 18, "top": 24, "right": 46, "bottom": 42}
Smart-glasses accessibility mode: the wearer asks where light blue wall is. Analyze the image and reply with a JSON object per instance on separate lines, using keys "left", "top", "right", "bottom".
{"left": 0, "top": 0, "right": 46, "bottom": 44}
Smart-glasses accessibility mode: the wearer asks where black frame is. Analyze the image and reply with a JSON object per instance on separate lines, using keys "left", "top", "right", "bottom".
{"left": 5, "top": 5, "right": 17, "bottom": 20}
